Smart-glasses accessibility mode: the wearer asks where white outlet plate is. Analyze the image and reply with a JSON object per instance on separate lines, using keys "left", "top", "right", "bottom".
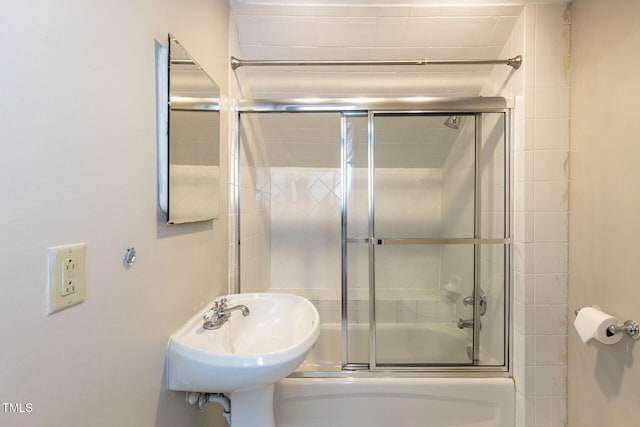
{"left": 47, "top": 243, "right": 86, "bottom": 314}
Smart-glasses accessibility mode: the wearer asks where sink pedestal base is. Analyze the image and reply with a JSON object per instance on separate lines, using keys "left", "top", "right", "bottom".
{"left": 230, "top": 385, "right": 275, "bottom": 427}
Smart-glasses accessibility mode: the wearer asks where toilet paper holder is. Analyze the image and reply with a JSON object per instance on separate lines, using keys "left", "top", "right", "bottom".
{"left": 574, "top": 308, "right": 640, "bottom": 339}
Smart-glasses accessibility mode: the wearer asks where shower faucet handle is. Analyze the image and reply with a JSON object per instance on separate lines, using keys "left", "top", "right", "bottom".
{"left": 462, "top": 290, "right": 487, "bottom": 316}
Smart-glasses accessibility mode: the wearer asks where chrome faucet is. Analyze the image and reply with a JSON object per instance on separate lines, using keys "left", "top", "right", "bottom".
{"left": 462, "top": 289, "right": 487, "bottom": 316}
{"left": 203, "top": 297, "right": 250, "bottom": 330}
{"left": 457, "top": 318, "right": 474, "bottom": 329}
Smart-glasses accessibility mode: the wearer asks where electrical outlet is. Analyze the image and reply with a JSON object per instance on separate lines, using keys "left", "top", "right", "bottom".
{"left": 47, "top": 243, "right": 86, "bottom": 314}
{"left": 61, "top": 258, "right": 78, "bottom": 296}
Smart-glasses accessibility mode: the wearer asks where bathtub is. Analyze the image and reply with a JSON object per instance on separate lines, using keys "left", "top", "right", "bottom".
{"left": 274, "top": 323, "right": 514, "bottom": 427}
{"left": 300, "top": 322, "right": 500, "bottom": 369}
{"left": 274, "top": 377, "right": 514, "bottom": 427}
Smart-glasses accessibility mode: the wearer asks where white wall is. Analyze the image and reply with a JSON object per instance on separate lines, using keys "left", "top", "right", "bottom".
{"left": 0, "top": 1, "right": 230, "bottom": 425}
{"left": 569, "top": 1, "right": 640, "bottom": 426}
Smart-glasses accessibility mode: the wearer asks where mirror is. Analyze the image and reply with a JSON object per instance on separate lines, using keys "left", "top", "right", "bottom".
{"left": 164, "top": 34, "right": 220, "bottom": 224}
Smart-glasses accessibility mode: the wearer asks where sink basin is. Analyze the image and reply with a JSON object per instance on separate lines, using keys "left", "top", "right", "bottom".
{"left": 166, "top": 292, "right": 320, "bottom": 426}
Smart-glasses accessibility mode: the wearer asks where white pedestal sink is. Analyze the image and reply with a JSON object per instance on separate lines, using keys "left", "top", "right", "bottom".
{"left": 167, "top": 293, "right": 320, "bottom": 427}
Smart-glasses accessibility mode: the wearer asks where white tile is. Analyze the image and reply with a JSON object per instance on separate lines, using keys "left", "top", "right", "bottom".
{"left": 534, "top": 150, "right": 569, "bottom": 182}
{"left": 513, "top": 212, "right": 525, "bottom": 242}
{"left": 534, "top": 305, "right": 567, "bottom": 335}
{"left": 522, "top": 150, "right": 534, "bottom": 181}
{"left": 513, "top": 360, "right": 525, "bottom": 393}
{"left": 255, "top": 5, "right": 286, "bottom": 16}
{"left": 287, "top": 16, "right": 319, "bottom": 46}
{"left": 534, "top": 212, "right": 568, "bottom": 243}
{"left": 550, "top": 87, "right": 570, "bottom": 119}
{"left": 535, "top": 22, "right": 570, "bottom": 57}
{"left": 550, "top": 396, "right": 567, "bottom": 426}
{"left": 514, "top": 243, "right": 534, "bottom": 274}
{"left": 376, "top": 300, "right": 397, "bottom": 323}
{"left": 316, "top": 17, "right": 348, "bottom": 47}
{"left": 378, "top": 6, "right": 410, "bottom": 17}
{"left": 514, "top": 181, "right": 534, "bottom": 213}
{"left": 344, "top": 19, "right": 377, "bottom": 48}
{"left": 514, "top": 301, "right": 534, "bottom": 335}
{"left": 286, "top": 5, "right": 319, "bottom": 16}
{"left": 514, "top": 330, "right": 535, "bottom": 366}
{"left": 523, "top": 212, "right": 534, "bottom": 242}
{"left": 514, "top": 272, "right": 534, "bottom": 304}
{"left": 524, "top": 87, "right": 536, "bottom": 120}
{"left": 525, "top": 396, "right": 536, "bottom": 426}
{"left": 416, "top": 300, "right": 454, "bottom": 323}
{"left": 535, "top": 55, "right": 569, "bottom": 89}
{"left": 313, "top": 301, "right": 339, "bottom": 324}
{"left": 348, "top": 5, "right": 378, "bottom": 18}
{"left": 535, "top": 4, "right": 566, "bottom": 28}
{"left": 397, "top": 300, "right": 417, "bottom": 323}
{"left": 533, "top": 181, "right": 568, "bottom": 212}
{"left": 441, "top": 5, "right": 507, "bottom": 17}
{"left": 258, "top": 16, "right": 290, "bottom": 47}
{"left": 534, "top": 335, "right": 566, "bottom": 366}
{"left": 524, "top": 55, "right": 536, "bottom": 90}
{"left": 375, "top": 20, "right": 409, "bottom": 47}
{"left": 534, "top": 274, "right": 567, "bottom": 305}
{"left": 522, "top": 118, "right": 535, "bottom": 151}
{"left": 533, "top": 243, "right": 567, "bottom": 274}
{"left": 535, "top": 87, "right": 570, "bottom": 119}
{"left": 534, "top": 397, "right": 552, "bottom": 426}
{"left": 534, "top": 366, "right": 566, "bottom": 397}
{"left": 534, "top": 119, "right": 570, "bottom": 150}
{"left": 356, "top": 309, "right": 369, "bottom": 324}
{"left": 515, "top": 391, "right": 526, "bottom": 426}
{"left": 408, "top": 6, "right": 442, "bottom": 17}
{"left": 404, "top": 17, "right": 498, "bottom": 48}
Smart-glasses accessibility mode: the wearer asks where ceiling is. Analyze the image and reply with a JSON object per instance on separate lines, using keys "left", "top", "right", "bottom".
{"left": 229, "top": 0, "right": 563, "bottom": 169}
{"left": 228, "top": 0, "right": 540, "bottom": 98}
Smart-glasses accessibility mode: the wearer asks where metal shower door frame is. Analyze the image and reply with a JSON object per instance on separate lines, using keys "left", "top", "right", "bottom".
{"left": 341, "top": 110, "right": 512, "bottom": 372}
{"left": 235, "top": 97, "right": 512, "bottom": 376}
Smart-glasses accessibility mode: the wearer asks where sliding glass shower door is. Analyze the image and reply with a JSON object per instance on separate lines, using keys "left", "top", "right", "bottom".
{"left": 343, "top": 112, "right": 509, "bottom": 368}
{"left": 236, "top": 101, "right": 510, "bottom": 373}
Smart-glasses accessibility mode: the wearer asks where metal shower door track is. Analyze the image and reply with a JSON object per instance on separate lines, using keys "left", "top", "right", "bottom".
{"left": 236, "top": 97, "right": 509, "bottom": 113}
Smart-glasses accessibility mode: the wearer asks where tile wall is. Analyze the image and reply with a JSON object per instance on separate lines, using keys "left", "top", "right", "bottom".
{"left": 268, "top": 167, "right": 455, "bottom": 326}
{"left": 230, "top": 4, "right": 570, "bottom": 425}
{"left": 483, "top": 4, "right": 570, "bottom": 426}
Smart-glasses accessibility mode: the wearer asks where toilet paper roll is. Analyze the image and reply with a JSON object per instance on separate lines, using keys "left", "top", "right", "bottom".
{"left": 574, "top": 307, "right": 623, "bottom": 344}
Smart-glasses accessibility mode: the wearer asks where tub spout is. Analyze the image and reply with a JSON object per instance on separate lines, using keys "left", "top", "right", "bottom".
{"left": 457, "top": 318, "right": 474, "bottom": 329}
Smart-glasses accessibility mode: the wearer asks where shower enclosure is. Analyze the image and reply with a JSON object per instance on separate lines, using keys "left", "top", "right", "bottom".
{"left": 234, "top": 98, "right": 511, "bottom": 374}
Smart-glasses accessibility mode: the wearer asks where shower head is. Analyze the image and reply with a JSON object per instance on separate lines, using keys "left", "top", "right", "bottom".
{"left": 444, "top": 115, "right": 460, "bottom": 130}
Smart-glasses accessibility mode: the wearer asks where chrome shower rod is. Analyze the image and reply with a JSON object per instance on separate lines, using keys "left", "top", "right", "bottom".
{"left": 230, "top": 55, "right": 522, "bottom": 70}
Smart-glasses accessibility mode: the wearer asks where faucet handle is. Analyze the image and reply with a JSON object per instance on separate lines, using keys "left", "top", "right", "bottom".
{"left": 203, "top": 310, "right": 214, "bottom": 322}
{"left": 219, "top": 297, "right": 228, "bottom": 309}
